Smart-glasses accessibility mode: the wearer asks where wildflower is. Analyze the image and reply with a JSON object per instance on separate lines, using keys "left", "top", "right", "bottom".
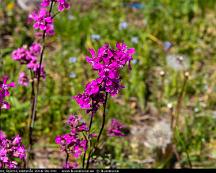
{"left": 131, "top": 37, "right": 139, "bottom": 44}
{"left": 56, "top": 115, "right": 88, "bottom": 168}
{"left": 107, "top": 119, "right": 126, "bottom": 137}
{"left": 0, "top": 76, "right": 15, "bottom": 110}
{"left": 12, "top": 47, "right": 28, "bottom": 62}
{"left": 73, "top": 93, "right": 91, "bottom": 109}
{"left": 29, "top": 8, "right": 54, "bottom": 35}
{"left": 132, "top": 59, "right": 138, "bottom": 64}
{"left": 69, "top": 72, "right": 76, "bottom": 78}
{"left": 18, "top": 72, "right": 29, "bottom": 87}
{"left": 0, "top": 131, "right": 26, "bottom": 169}
{"left": 12, "top": 43, "right": 46, "bottom": 80}
{"left": 91, "top": 34, "right": 101, "bottom": 41}
{"left": 57, "top": 0, "right": 70, "bottom": 12}
{"left": 163, "top": 41, "right": 173, "bottom": 52}
{"left": 119, "top": 21, "right": 128, "bottom": 30}
{"left": 68, "top": 15, "right": 75, "bottom": 20}
{"left": 73, "top": 42, "right": 135, "bottom": 112}
{"left": 69, "top": 57, "right": 77, "bottom": 63}
{"left": 63, "top": 162, "right": 79, "bottom": 169}
{"left": 41, "top": 0, "right": 51, "bottom": 7}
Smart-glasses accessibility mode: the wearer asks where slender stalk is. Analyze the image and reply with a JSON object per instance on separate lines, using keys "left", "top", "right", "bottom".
{"left": 175, "top": 72, "right": 189, "bottom": 127}
{"left": 174, "top": 72, "right": 192, "bottom": 168}
{"left": 83, "top": 99, "right": 95, "bottom": 168}
{"left": 86, "top": 92, "right": 108, "bottom": 169}
{"left": 28, "top": 0, "right": 54, "bottom": 164}
{"left": 27, "top": 71, "right": 35, "bottom": 163}
{"left": 82, "top": 113, "right": 94, "bottom": 168}
{"left": 96, "top": 92, "right": 108, "bottom": 143}
{"left": 65, "top": 147, "right": 69, "bottom": 166}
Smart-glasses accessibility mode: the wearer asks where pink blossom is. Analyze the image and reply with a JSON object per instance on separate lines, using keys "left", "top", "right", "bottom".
{"left": 57, "top": 0, "right": 70, "bottom": 12}
{"left": 107, "top": 119, "right": 126, "bottom": 137}
{"left": 18, "top": 72, "right": 29, "bottom": 87}
{"left": 29, "top": 8, "right": 54, "bottom": 35}
{"left": 0, "top": 131, "right": 26, "bottom": 169}
{"left": 0, "top": 76, "right": 15, "bottom": 110}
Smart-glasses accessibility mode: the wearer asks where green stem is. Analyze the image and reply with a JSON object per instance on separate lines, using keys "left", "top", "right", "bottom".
{"left": 86, "top": 92, "right": 108, "bottom": 169}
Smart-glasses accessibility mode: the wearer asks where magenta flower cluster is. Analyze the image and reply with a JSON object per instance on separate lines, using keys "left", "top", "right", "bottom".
{"left": 0, "top": 76, "right": 15, "bottom": 110}
{"left": 55, "top": 115, "right": 93, "bottom": 168}
{"left": 73, "top": 43, "right": 135, "bottom": 115}
{"left": 0, "top": 131, "right": 26, "bottom": 169}
{"left": 107, "top": 119, "right": 126, "bottom": 137}
{"left": 12, "top": 43, "right": 46, "bottom": 86}
{"left": 29, "top": 0, "right": 70, "bottom": 35}
{"left": 41, "top": 0, "right": 70, "bottom": 12}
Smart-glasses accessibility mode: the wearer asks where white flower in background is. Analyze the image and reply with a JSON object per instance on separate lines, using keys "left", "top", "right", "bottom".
{"left": 91, "top": 34, "right": 101, "bottom": 41}
{"left": 132, "top": 59, "right": 138, "bottom": 64}
{"left": 69, "top": 57, "right": 77, "bottom": 63}
{"left": 145, "top": 121, "right": 172, "bottom": 151}
{"left": 119, "top": 21, "right": 128, "bottom": 30}
{"left": 131, "top": 36, "right": 139, "bottom": 44}
{"left": 166, "top": 54, "right": 189, "bottom": 71}
{"left": 69, "top": 72, "right": 76, "bottom": 78}
{"left": 68, "top": 15, "right": 75, "bottom": 20}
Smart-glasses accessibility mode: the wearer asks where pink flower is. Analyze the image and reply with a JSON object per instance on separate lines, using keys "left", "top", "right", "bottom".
{"left": 12, "top": 47, "right": 28, "bottom": 62}
{"left": 56, "top": 115, "right": 89, "bottom": 168}
{"left": 73, "top": 42, "right": 135, "bottom": 111}
{"left": 18, "top": 72, "right": 29, "bottom": 87}
{"left": 57, "top": 0, "right": 70, "bottom": 12}
{"left": 73, "top": 93, "right": 91, "bottom": 109}
{"left": 107, "top": 119, "right": 126, "bottom": 137}
{"left": 0, "top": 76, "right": 15, "bottom": 110}
{"left": 0, "top": 131, "right": 26, "bottom": 169}
{"left": 63, "top": 162, "right": 78, "bottom": 169}
{"left": 29, "top": 8, "right": 54, "bottom": 35}
{"left": 29, "top": 43, "right": 41, "bottom": 56}
{"left": 41, "top": 0, "right": 51, "bottom": 7}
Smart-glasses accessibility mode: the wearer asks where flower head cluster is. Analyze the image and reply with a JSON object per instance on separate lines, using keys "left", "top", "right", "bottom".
{"left": 18, "top": 72, "right": 29, "bottom": 87}
{"left": 0, "top": 131, "right": 26, "bottom": 169}
{"left": 29, "top": 0, "right": 70, "bottom": 35}
{"left": 12, "top": 43, "right": 46, "bottom": 85}
{"left": 0, "top": 76, "right": 15, "bottom": 110}
{"left": 29, "top": 8, "right": 54, "bottom": 36}
{"left": 107, "top": 119, "right": 126, "bottom": 137}
{"left": 55, "top": 115, "right": 91, "bottom": 168}
{"left": 73, "top": 43, "right": 135, "bottom": 115}
{"left": 63, "top": 162, "right": 79, "bottom": 169}
{"left": 41, "top": 0, "right": 70, "bottom": 12}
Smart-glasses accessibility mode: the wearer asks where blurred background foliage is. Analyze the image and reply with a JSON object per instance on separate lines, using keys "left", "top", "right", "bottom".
{"left": 1, "top": 0, "right": 216, "bottom": 168}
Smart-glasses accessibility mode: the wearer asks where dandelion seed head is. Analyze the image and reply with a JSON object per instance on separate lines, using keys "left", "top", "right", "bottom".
{"left": 145, "top": 121, "right": 172, "bottom": 150}
{"left": 166, "top": 54, "right": 189, "bottom": 71}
